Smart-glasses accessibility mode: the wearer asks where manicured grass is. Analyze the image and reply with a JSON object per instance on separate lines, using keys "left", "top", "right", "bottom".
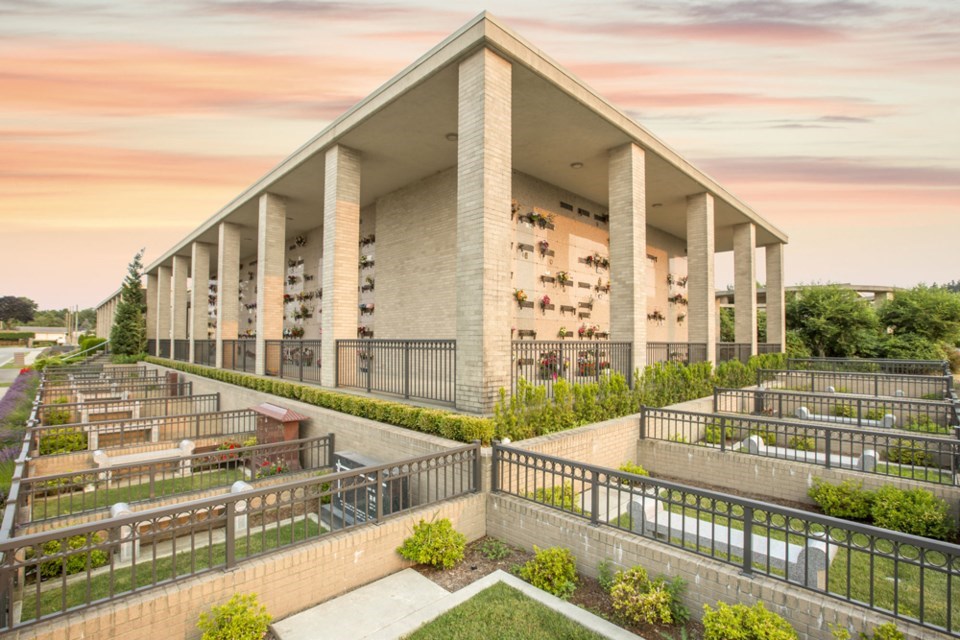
{"left": 21, "top": 518, "right": 323, "bottom": 622}
{"left": 406, "top": 581, "right": 604, "bottom": 640}
{"left": 31, "top": 468, "right": 248, "bottom": 520}
{"left": 875, "top": 463, "right": 954, "bottom": 484}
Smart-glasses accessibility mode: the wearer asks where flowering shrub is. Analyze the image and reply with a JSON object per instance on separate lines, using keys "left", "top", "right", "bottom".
{"left": 256, "top": 460, "right": 289, "bottom": 479}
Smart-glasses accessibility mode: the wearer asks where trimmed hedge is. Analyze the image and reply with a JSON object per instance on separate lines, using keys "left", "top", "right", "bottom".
{"left": 0, "top": 331, "right": 35, "bottom": 341}
{"left": 145, "top": 357, "right": 495, "bottom": 444}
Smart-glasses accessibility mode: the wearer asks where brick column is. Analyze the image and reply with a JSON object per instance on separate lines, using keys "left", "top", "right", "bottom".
{"left": 146, "top": 272, "right": 157, "bottom": 354}
{"left": 190, "top": 242, "right": 212, "bottom": 363}
{"left": 256, "top": 193, "right": 286, "bottom": 376}
{"left": 686, "top": 192, "right": 717, "bottom": 364}
{"left": 765, "top": 242, "right": 786, "bottom": 351}
{"left": 216, "top": 222, "right": 241, "bottom": 369}
{"left": 733, "top": 222, "right": 757, "bottom": 354}
{"left": 608, "top": 142, "right": 647, "bottom": 376}
{"left": 456, "top": 48, "right": 512, "bottom": 413}
{"left": 156, "top": 265, "right": 171, "bottom": 353}
{"left": 170, "top": 255, "right": 189, "bottom": 359}
{"left": 321, "top": 145, "right": 361, "bottom": 388}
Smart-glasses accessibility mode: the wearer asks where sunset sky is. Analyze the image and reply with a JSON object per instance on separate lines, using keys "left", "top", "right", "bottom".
{"left": 1, "top": 0, "right": 957, "bottom": 309}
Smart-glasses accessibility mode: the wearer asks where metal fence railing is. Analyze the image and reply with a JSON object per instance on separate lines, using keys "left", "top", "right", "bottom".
{"left": 641, "top": 406, "right": 960, "bottom": 486}
{"left": 646, "top": 342, "right": 708, "bottom": 366}
{"left": 20, "top": 435, "right": 335, "bottom": 532}
{"left": 0, "top": 442, "right": 480, "bottom": 632}
{"left": 221, "top": 339, "right": 256, "bottom": 374}
{"left": 263, "top": 339, "right": 322, "bottom": 383}
{"left": 30, "top": 408, "right": 259, "bottom": 457}
{"left": 34, "top": 393, "right": 219, "bottom": 426}
{"left": 41, "top": 374, "right": 163, "bottom": 396}
{"left": 39, "top": 381, "right": 192, "bottom": 405}
{"left": 787, "top": 357, "right": 951, "bottom": 376}
{"left": 714, "top": 386, "right": 960, "bottom": 436}
{"left": 759, "top": 369, "right": 953, "bottom": 401}
{"left": 42, "top": 367, "right": 153, "bottom": 383}
{"left": 146, "top": 339, "right": 156, "bottom": 357}
{"left": 336, "top": 340, "right": 456, "bottom": 405}
{"left": 173, "top": 339, "right": 190, "bottom": 363}
{"left": 511, "top": 340, "right": 632, "bottom": 396}
{"left": 492, "top": 442, "right": 960, "bottom": 637}
{"left": 717, "top": 343, "right": 752, "bottom": 364}
{"left": 758, "top": 343, "right": 782, "bottom": 355}
{"left": 193, "top": 340, "right": 215, "bottom": 367}
{"left": 157, "top": 340, "right": 170, "bottom": 359}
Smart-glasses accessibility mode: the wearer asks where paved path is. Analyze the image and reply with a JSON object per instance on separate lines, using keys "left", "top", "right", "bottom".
{"left": 271, "top": 568, "right": 642, "bottom": 640}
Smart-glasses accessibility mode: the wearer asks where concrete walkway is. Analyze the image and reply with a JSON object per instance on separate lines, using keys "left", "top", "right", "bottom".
{"left": 272, "top": 568, "right": 642, "bottom": 640}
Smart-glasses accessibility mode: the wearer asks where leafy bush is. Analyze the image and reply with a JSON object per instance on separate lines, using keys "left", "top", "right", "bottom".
{"left": 885, "top": 439, "right": 931, "bottom": 466}
{"left": 788, "top": 435, "right": 815, "bottom": 451}
{"left": 869, "top": 485, "right": 954, "bottom": 541}
{"left": 704, "top": 425, "right": 726, "bottom": 444}
{"left": 478, "top": 538, "right": 512, "bottom": 561}
{"left": 26, "top": 534, "right": 108, "bottom": 580}
{"left": 702, "top": 601, "right": 798, "bottom": 640}
{"left": 78, "top": 335, "right": 107, "bottom": 353}
{"left": 618, "top": 461, "right": 649, "bottom": 479}
{"left": 38, "top": 429, "right": 88, "bottom": 455}
{"left": 396, "top": 518, "right": 466, "bottom": 569}
{"left": 597, "top": 560, "right": 615, "bottom": 593}
{"left": 518, "top": 545, "right": 578, "bottom": 599}
{"left": 111, "top": 353, "right": 146, "bottom": 364}
{"left": 865, "top": 622, "right": 905, "bottom": 640}
{"left": 197, "top": 593, "right": 271, "bottom": 640}
{"left": 609, "top": 565, "right": 688, "bottom": 626}
{"left": 808, "top": 479, "right": 873, "bottom": 520}
{"left": 831, "top": 404, "right": 855, "bottom": 418}
{"left": 0, "top": 331, "right": 35, "bottom": 341}
{"left": 526, "top": 483, "right": 584, "bottom": 514}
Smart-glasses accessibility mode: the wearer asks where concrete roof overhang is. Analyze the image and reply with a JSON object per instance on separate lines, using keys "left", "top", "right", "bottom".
{"left": 145, "top": 12, "right": 788, "bottom": 277}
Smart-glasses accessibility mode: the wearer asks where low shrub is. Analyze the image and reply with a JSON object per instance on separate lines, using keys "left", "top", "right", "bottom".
{"left": 610, "top": 565, "right": 688, "bottom": 626}
{"left": 38, "top": 429, "right": 88, "bottom": 455}
{"left": 618, "top": 461, "right": 649, "bottom": 481}
{"left": 478, "top": 538, "right": 512, "bottom": 561}
{"left": 788, "top": 435, "right": 815, "bottom": 451}
{"left": 702, "top": 601, "right": 797, "bottom": 640}
{"left": 526, "top": 483, "right": 584, "bottom": 514}
{"left": 808, "top": 479, "right": 873, "bottom": 520}
{"left": 0, "top": 331, "right": 35, "bottom": 341}
{"left": 518, "top": 545, "right": 578, "bottom": 599}
{"left": 885, "top": 439, "right": 931, "bottom": 466}
{"left": 111, "top": 353, "right": 146, "bottom": 364}
{"left": 704, "top": 424, "right": 726, "bottom": 444}
{"left": 197, "top": 593, "right": 271, "bottom": 640}
{"left": 597, "top": 560, "right": 616, "bottom": 593}
{"left": 865, "top": 622, "right": 905, "bottom": 640}
{"left": 831, "top": 404, "right": 855, "bottom": 418}
{"left": 396, "top": 518, "right": 466, "bottom": 569}
{"left": 26, "top": 534, "right": 109, "bottom": 580}
{"left": 869, "top": 485, "right": 954, "bottom": 541}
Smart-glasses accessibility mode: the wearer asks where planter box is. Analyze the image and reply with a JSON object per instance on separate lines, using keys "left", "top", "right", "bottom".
{"left": 541, "top": 276, "right": 555, "bottom": 284}
{"left": 518, "top": 300, "right": 535, "bottom": 309}
{"left": 541, "top": 304, "right": 555, "bottom": 311}
{"left": 517, "top": 243, "right": 535, "bottom": 252}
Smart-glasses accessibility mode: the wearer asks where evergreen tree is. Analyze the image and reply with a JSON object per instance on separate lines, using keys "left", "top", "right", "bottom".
{"left": 110, "top": 249, "right": 147, "bottom": 355}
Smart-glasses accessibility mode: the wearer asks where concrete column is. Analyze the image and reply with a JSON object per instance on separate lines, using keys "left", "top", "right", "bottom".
{"left": 156, "top": 265, "right": 171, "bottom": 356}
{"left": 170, "top": 255, "right": 189, "bottom": 358}
{"left": 733, "top": 222, "right": 757, "bottom": 354}
{"left": 608, "top": 143, "right": 647, "bottom": 375}
{"left": 321, "top": 145, "right": 361, "bottom": 388}
{"left": 255, "top": 193, "right": 286, "bottom": 376}
{"left": 190, "top": 242, "right": 212, "bottom": 363}
{"left": 216, "top": 222, "right": 241, "bottom": 369}
{"left": 455, "top": 48, "right": 512, "bottom": 413}
{"left": 765, "top": 242, "right": 786, "bottom": 351}
{"left": 686, "top": 192, "right": 717, "bottom": 364}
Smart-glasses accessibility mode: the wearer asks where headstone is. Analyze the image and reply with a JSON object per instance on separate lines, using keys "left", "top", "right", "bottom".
{"left": 745, "top": 435, "right": 766, "bottom": 454}
{"left": 895, "top": 390, "right": 905, "bottom": 397}
{"left": 795, "top": 406, "right": 812, "bottom": 420}
{"left": 231, "top": 481, "right": 254, "bottom": 533}
{"left": 110, "top": 502, "right": 138, "bottom": 563}
{"left": 320, "top": 451, "right": 409, "bottom": 530}
{"left": 859, "top": 449, "right": 878, "bottom": 472}
{"left": 826, "top": 386, "right": 836, "bottom": 394}
{"left": 881, "top": 414, "right": 896, "bottom": 429}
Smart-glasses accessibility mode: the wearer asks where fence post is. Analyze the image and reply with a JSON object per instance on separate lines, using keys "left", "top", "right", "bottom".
{"left": 856, "top": 398, "right": 862, "bottom": 427}
{"left": 299, "top": 341, "right": 304, "bottom": 382}
{"left": 491, "top": 441, "right": 500, "bottom": 493}
{"left": 639, "top": 408, "right": 647, "bottom": 440}
{"left": 328, "top": 432, "right": 335, "bottom": 467}
{"left": 404, "top": 341, "right": 411, "bottom": 400}
{"left": 741, "top": 506, "right": 754, "bottom": 575}
{"left": 824, "top": 431, "right": 832, "bottom": 469}
{"left": 366, "top": 345, "right": 372, "bottom": 394}
{"left": 874, "top": 375, "right": 879, "bottom": 398}
{"left": 334, "top": 341, "right": 340, "bottom": 389}
{"left": 375, "top": 468, "right": 384, "bottom": 522}
{"left": 590, "top": 470, "right": 600, "bottom": 525}
{"left": 713, "top": 387, "right": 718, "bottom": 413}
{"left": 225, "top": 501, "right": 236, "bottom": 569}
{"left": 472, "top": 441, "right": 481, "bottom": 493}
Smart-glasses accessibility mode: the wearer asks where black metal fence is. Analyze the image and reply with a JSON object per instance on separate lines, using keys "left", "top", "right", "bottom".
{"left": 759, "top": 369, "right": 953, "bottom": 400}
{"left": 41, "top": 374, "right": 163, "bottom": 395}
{"left": 146, "top": 339, "right": 156, "bottom": 357}
{"left": 193, "top": 340, "right": 215, "bottom": 367}
{"left": 758, "top": 343, "right": 782, "bottom": 354}
{"left": 787, "top": 357, "right": 950, "bottom": 376}
{"left": 714, "top": 386, "right": 960, "bottom": 435}
{"left": 30, "top": 408, "right": 259, "bottom": 456}
{"left": 0, "top": 442, "right": 480, "bottom": 632}
{"left": 264, "top": 339, "right": 322, "bottom": 383}
{"left": 173, "top": 339, "right": 190, "bottom": 362}
{"left": 34, "top": 393, "right": 220, "bottom": 426}
{"left": 157, "top": 340, "right": 170, "bottom": 359}
{"left": 19, "top": 435, "right": 335, "bottom": 532}
{"left": 39, "top": 380, "right": 192, "bottom": 404}
{"left": 511, "top": 340, "right": 632, "bottom": 396}
{"left": 646, "top": 342, "right": 707, "bottom": 365}
{"left": 42, "top": 367, "right": 153, "bottom": 382}
{"left": 717, "top": 343, "right": 752, "bottom": 364}
{"left": 641, "top": 406, "right": 960, "bottom": 486}
{"left": 492, "top": 442, "right": 960, "bottom": 636}
{"left": 222, "top": 339, "right": 256, "bottom": 374}
{"left": 336, "top": 340, "right": 456, "bottom": 405}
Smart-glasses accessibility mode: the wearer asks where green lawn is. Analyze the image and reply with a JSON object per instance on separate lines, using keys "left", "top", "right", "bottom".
{"left": 21, "top": 518, "right": 323, "bottom": 622}
{"left": 32, "top": 468, "right": 248, "bottom": 520}
{"left": 405, "top": 581, "right": 605, "bottom": 640}
{"left": 875, "top": 463, "right": 954, "bottom": 484}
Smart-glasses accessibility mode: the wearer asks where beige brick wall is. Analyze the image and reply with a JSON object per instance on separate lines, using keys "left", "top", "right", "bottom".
{"left": 171, "top": 255, "right": 190, "bottom": 344}
{"left": 256, "top": 193, "right": 287, "bottom": 375}
{"left": 645, "top": 226, "right": 689, "bottom": 343}
{"left": 216, "top": 222, "right": 241, "bottom": 368}
{"left": 686, "top": 192, "right": 716, "bottom": 362}
{"left": 766, "top": 242, "right": 786, "bottom": 349}
{"left": 486, "top": 494, "right": 933, "bottom": 640}
{"left": 25, "top": 494, "right": 486, "bottom": 640}
{"left": 376, "top": 168, "right": 457, "bottom": 339}
{"left": 609, "top": 143, "right": 646, "bottom": 370}
{"left": 733, "top": 221, "right": 757, "bottom": 351}
{"left": 145, "top": 273, "right": 157, "bottom": 341}
{"left": 156, "top": 265, "right": 171, "bottom": 346}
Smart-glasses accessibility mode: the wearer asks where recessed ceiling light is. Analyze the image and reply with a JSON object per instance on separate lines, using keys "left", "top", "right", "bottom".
{"left": 445, "top": 133, "right": 458, "bottom": 142}
{"left": 570, "top": 162, "right": 584, "bottom": 169}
